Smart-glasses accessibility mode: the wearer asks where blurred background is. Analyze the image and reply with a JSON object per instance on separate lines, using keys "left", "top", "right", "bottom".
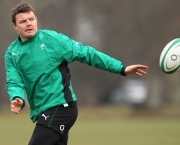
{"left": 1, "top": 0, "right": 180, "bottom": 145}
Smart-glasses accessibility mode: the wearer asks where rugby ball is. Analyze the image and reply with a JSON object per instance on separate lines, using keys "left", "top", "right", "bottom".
{"left": 159, "top": 38, "right": 180, "bottom": 74}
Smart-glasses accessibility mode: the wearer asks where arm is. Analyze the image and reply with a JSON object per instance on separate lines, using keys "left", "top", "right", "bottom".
{"left": 59, "top": 34, "right": 124, "bottom": 74}
{"left": 59, "top": 34, "right": 148, "bottom": 76}
{"left": 5, "top": 49, "right": 25, "bottom": 113}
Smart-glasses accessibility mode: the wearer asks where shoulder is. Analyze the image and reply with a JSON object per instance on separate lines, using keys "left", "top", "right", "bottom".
{"left": 6, "top": 39, "right": 19, "bottom": 53}
{"left": 39, "top": 29, "right": 60, "bottom": 38}
{"left": 38, "top": 29, "right": 70, "bottom": 41}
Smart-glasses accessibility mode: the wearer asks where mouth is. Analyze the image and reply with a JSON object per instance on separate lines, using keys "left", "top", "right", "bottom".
{"left": 25, "top": 28, "right": 33, "bottom": 33}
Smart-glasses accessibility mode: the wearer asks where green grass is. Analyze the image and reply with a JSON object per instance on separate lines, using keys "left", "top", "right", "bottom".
{"left": 1, "top": 106, "right": 180, "bottom": 145}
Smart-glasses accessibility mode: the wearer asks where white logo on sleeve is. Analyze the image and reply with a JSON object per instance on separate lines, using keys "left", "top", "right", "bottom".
{"left": 75, "top": 42, "right": 79, "bottom": 46}
{"left": 42, "top": 114, "right": 49, "bottom": 120}
{"left": 40, "top": 44, "right": 45, "bottom": 50}
{"left": 12, "top": 52, "right": 19, "bottom": 56}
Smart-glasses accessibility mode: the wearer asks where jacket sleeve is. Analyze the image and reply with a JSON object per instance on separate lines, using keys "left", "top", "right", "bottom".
{"left": 4, "top": 49, "right": 25, "bottom": 102}
{"left": 59, "top": 34, "right": 124, "bottom": 74}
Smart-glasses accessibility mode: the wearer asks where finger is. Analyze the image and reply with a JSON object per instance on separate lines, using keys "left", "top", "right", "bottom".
{"left": 135, "top": 72, "right": 142, "bottom": 76}
{"left": 15, "top": 111, "right": 20, "bottom": 114}
{"left": 137, "top": 65, "right": 149, "bottom": 69}
{"left": 16, "top": 98, "right": 23, "bottom": 105}
{"left": 14, "top": 111, "right": 19, "bottom": 114}
{"left": 135, "top": 69, "right": 147, "bottom": 76}
{"left": 11, "top": 104, "right": 15, "bottom": 109}
{"left": 11, "top": 101, "right": 19, "bottom": 107}
{"left": 137, "top": 69, "right": 147, "bottom": 75}
{"left": 11, "top": 100, "right": 17, "bottom": 104}
{"left": 16, "top": 98, "right": 21, "bottom": 103}
{"left": 11, "top": 108, "right": 20, "bottom": 114}
{"left": 11, "top": 108, "right": 14, "bottom": 112}
{"left": 11, "top": 102, "right": 17, "bottom": 107}
{"left": 11, "top": 108, "right": 19, "bottom": 114}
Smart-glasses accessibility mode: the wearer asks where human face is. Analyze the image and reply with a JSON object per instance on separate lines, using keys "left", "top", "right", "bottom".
{"left": 12, "top": 11, "right": 37, "bottom": 42}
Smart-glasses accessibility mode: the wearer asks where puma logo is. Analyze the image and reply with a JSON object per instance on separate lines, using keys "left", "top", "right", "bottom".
{"left": 41, "top": 114, "right": 49, "bottom": 120}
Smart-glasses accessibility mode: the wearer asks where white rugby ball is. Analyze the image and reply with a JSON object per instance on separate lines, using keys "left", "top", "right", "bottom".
{"left": 159, "top": 38, "right": 180, "bottom": 74}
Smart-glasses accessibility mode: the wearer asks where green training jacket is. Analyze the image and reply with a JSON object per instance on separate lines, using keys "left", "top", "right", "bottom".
{"left": 5, "top": 29, "right": 124, "bottom": 122}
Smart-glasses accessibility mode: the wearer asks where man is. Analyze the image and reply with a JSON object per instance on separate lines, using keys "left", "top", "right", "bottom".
{"left": 5, "top": 1, "right": 148, "bottom": 145}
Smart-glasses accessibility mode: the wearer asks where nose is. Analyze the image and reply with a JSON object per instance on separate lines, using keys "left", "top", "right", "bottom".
{"left": 26, "top": 20, "right": 32, "bottom": 26}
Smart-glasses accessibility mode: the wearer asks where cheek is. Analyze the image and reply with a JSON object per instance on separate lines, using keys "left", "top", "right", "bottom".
{"left": 17, "top": 27, "right": 25, "bottom": 34}
{"left": 33, "top": 24, "right": 38, "bottom": 33}
{"left": 16, "top": 27, "right": 21, "bottom": 33}
{"left": 13, "top": 26, "right": 19, "bottom": 32}
{"left": 34, "top": 22, "right": 38, "bottom": 29}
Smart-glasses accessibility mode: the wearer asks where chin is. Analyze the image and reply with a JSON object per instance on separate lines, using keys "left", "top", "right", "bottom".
{"left": 27, "top": 33, "right": 36, "bottom": 38}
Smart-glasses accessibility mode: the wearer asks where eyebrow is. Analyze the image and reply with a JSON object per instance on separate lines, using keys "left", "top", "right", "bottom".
{"left": 19, "top": 16, "right": 35, "bottom": 22}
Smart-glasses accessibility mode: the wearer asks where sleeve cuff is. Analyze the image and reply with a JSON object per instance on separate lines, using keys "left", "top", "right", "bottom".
{"left": 120, "top": 66, "right": 126, "bottom": 76}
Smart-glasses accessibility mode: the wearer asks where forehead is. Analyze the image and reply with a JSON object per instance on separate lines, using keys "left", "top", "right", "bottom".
{"left": 16, "top": 11, "right": 36, "bottom": 21}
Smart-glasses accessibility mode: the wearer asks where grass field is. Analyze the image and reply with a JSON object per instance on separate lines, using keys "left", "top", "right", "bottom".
{"left": 1, "top": 106, "right": 180, "bottom": 145}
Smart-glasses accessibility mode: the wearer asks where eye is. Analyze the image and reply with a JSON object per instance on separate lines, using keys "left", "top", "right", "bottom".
{"left": 30, "top": 18, "right": 35, "bottom": 21}
{"left": 19, "top": 20, "right": 26, "bottom": 24}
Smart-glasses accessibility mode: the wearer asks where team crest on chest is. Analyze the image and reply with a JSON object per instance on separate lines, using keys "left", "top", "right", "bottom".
{"left": 40, "top": 44, "right": 45, "bottom": 50}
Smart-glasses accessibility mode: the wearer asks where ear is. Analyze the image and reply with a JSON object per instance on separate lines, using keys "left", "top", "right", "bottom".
{"left": 12, "top": 23, "right": 18, "bottom": 32}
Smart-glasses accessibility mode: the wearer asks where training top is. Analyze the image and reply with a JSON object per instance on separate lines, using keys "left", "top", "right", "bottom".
{"left": 5, "top": 29, "right": 124, "bottom": 122}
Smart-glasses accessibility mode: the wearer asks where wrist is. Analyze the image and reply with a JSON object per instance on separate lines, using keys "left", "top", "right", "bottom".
{"left": 120, "top": 66, "right": 126, "bottom": 76}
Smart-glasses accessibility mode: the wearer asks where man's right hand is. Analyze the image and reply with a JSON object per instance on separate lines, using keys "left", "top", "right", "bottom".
{"left": 11, "top": 98, "right": 23, "bottom": 114}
